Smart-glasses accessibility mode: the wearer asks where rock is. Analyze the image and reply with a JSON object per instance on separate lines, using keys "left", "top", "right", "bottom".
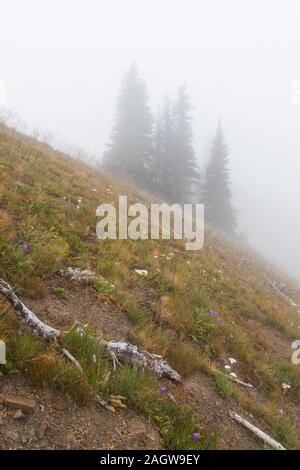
{"left": 3, "top": 395, "right": 37, "bottom": 413}
{"left": 134, "top": 269, "right": 148, "bottom": 276}
{"left": 13, "top": 409, "right": 26, "bottom": 420}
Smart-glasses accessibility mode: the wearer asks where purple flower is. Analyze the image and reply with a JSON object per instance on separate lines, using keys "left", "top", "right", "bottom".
{"left": 21, "top": 242, "right": 30, "bottom": 254}
{"left": 209, "top": 309, "right": 218, "bottom": 316}
{"left": 192, "top": 432, "right": 200, "bottom": 441}
{"left": 159, "top": 386, "right": 167, "bottom": 394}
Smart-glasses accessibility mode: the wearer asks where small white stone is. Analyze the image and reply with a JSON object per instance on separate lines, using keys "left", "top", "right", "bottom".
{"left": 134, "top": 269, "right": 148, "bottom": 276}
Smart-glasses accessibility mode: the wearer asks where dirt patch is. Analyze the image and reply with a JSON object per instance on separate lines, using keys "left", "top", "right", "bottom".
{"left": 185, "top": 372, "right": 263, "bottom": 450}
{"left": 25, "top": 278, "right": 131, "bottom": 341}
{"left": 0, "top": 375, "right": 161, "bottom": 450}
{"left": 245, "top": 317, "right": 292, "bottom": 362}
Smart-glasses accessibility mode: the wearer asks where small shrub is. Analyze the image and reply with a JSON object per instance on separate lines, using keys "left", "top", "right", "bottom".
{"left": 213, "top": 372, "right": 233, "bottom": 397}
{"left": 272, "top": 418, "right": 297, "bottom": 449}
{"left": 52, "top": 287, "right": 69, "bottom": 301}
{"left": 167, "top": 342, "right": 199, "bottom": 377}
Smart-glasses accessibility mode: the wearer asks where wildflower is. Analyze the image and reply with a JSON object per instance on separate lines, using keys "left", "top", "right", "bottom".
{"left": 230, "top": 372, "right": 238, "bottom": 379}
{"left": 224, "top": 365, "right": 231, "bottom": 370}
{"left": 192, "top": 432, "right": 200, "bottom": 441}
{"left": 282, "top": 383, "right": 291, "bottom": 390}
{"left": 21, "top": 242, "right": 30, "bottom": 254}
{"left": 228, "top": 357, "right": 237, "bottom": 365}
{"left": 159, "top": 386, "right": 167, "bottom": 394}
{"left": 209, "top": 309, "right": 218, "bottom": 316}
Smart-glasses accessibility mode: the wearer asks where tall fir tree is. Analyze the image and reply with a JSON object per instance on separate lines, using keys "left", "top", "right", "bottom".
{"left": 103, "top": 63, "right": 153, "bottom": 186}
{"left": 152, "top": 96, "right": 176, "bottom": 198}
{"left": 171, "top": 86, "right": 199, "bottom": 203}
{"left": 203, "top": 121, "right": 237, "bottom": 234}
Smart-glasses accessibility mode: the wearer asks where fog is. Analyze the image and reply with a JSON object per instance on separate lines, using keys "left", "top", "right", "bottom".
{"left": 1, "top": 0, "right": 300, "bottom": 280}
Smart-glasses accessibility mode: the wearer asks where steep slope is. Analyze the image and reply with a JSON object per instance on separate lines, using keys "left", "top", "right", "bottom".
{"left": 1, "top": 123, "right": 300, "bottom": 450}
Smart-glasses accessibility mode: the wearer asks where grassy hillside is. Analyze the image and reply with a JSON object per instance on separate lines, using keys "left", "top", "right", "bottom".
{"left": 1, "top": 123, "right": 300, "bottom": 450}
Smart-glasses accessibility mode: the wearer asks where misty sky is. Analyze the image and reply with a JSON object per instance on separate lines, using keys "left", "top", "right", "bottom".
{"left": 1, "top": 0, "right": 300, "bottom": 280}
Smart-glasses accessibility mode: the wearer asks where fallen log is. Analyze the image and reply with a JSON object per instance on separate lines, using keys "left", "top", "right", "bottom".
{"left": 105, "top": 340, "right": 181, "bottom": 381}
{"left": 0, "top": 277, "right": 181, "bottom": 382}
{"left": 262, "top": 274, "right": 300, "bottom": 313}
{"left": 0, "top": 277, "right": 60, "bottom": 339}
{"left": 229, "top": 411, "right": 286, "bottom": 450}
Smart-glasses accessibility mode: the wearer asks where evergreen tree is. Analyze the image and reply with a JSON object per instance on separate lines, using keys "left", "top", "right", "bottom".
{"left": 103, "top": 64, "right": 153, "bottom": 186}
{"left": 152, "top": 97, "right": 176, "bottom": 198}
{"left": 203, "top": 122, "right": 237, "bottom": 234}
{"left": 171, "top": 86, "right": 199, "bottom": 203}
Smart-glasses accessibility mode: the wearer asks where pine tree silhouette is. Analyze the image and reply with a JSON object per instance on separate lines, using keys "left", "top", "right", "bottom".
{"left": 103, "top": 63, "right": 153, "bottom": 186}
{"left": 203, "top": 121, "right": 237, "bottom": 233}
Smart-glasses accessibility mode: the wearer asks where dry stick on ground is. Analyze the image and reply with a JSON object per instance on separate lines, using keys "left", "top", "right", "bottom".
{"left": 0, "top": 277, "right": 181, "bottom": 382}
{"left": 229, "top": 411, "right": 286, "bottom": 450}
{"left": 262, "top": 274, "right": 300, "bottom": 313}
{"left": 231, "top": 377, "right": 253, "bottom": 388}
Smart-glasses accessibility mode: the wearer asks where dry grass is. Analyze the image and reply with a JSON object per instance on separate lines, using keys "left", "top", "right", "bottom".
{"left": 1, "top": 122, "right": 300, "bottom": 448}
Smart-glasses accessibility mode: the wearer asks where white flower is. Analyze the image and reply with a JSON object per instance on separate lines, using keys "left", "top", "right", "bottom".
{"left": 282, "top": 383, "right": 291, "bottom": 390}
{"left": 228, "top": 357, "right": 237, "bottom": 365}
{"left": 230, "top": 372, "right": 238, "bottom": 378}
{"left": 224, "top": 365, "right": 231, "bottom": 370}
